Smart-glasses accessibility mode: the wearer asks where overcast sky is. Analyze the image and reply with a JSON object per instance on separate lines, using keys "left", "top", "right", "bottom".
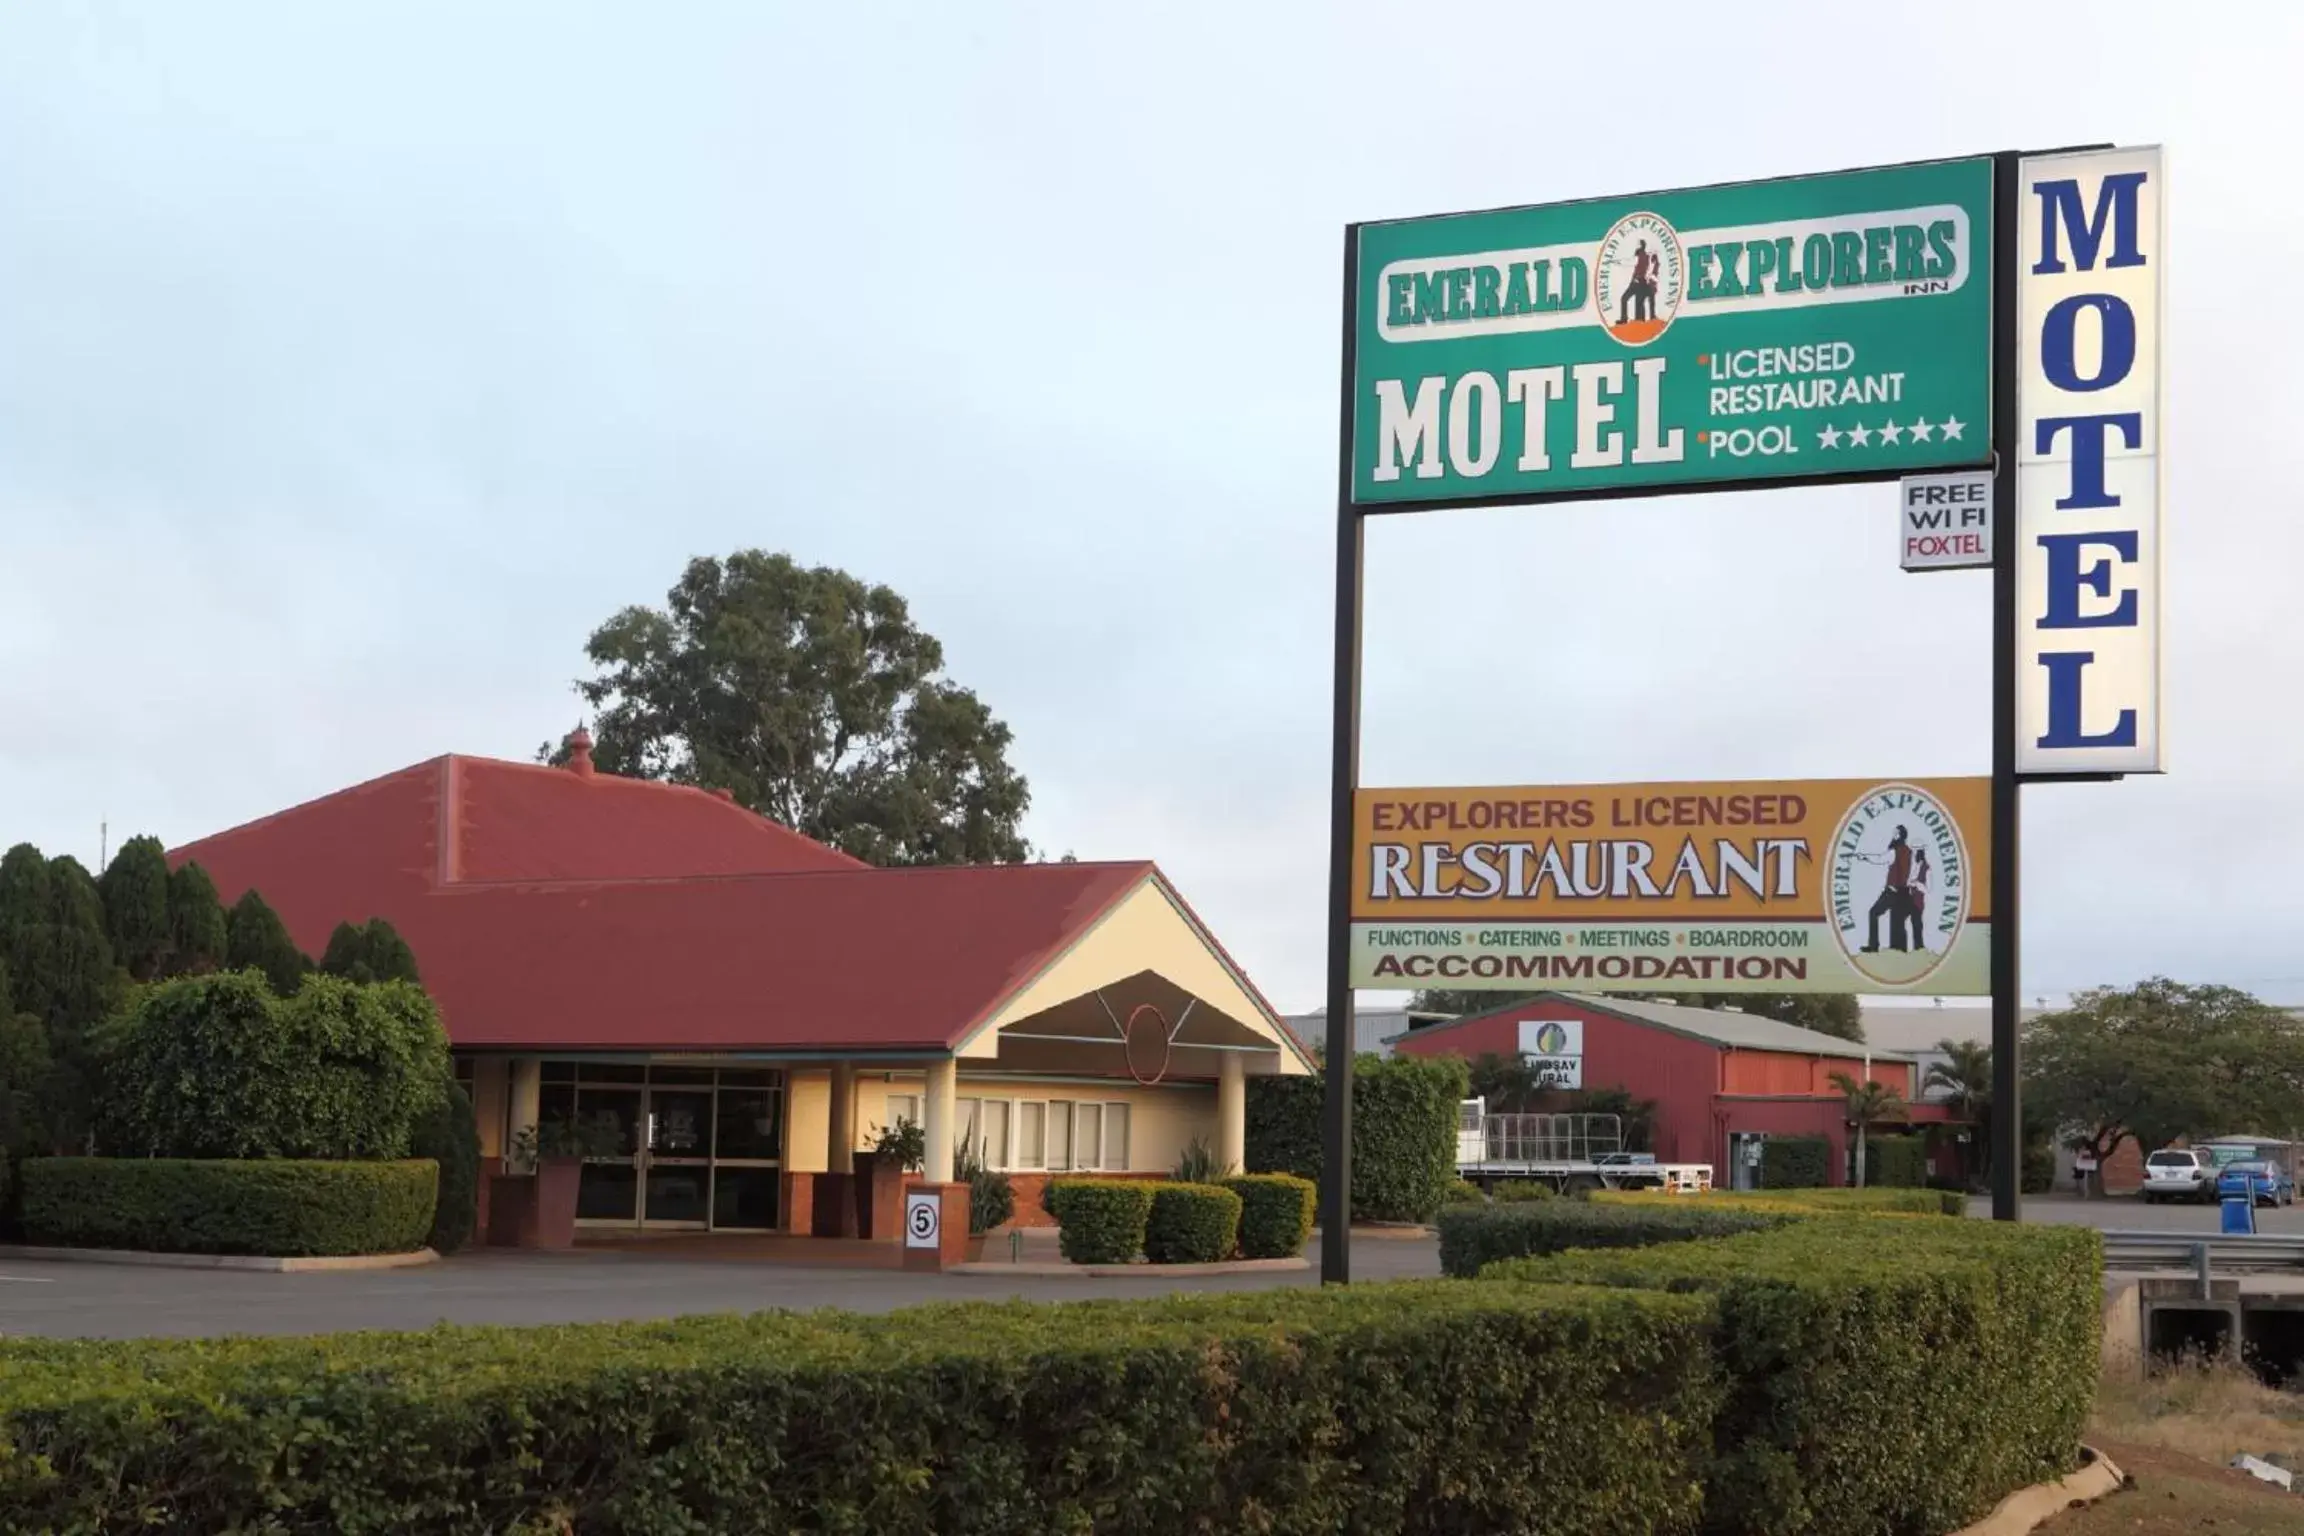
{"left": 1, "top": 3, "right": 2295, "bottom": 1013}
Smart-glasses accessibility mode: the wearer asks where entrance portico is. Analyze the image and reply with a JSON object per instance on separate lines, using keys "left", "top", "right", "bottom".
{"left": 457, "top": 865, "right": 1307, "bottom": 1238}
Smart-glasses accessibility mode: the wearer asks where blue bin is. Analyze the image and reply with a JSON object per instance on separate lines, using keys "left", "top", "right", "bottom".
{"left": 2221, "top": 1194, "right": 2258, "bottom": 1235}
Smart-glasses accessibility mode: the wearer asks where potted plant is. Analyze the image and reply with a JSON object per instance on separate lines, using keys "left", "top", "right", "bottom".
{"left": 955, "top": 1139, "right": 1014, "bottom": 1261}
{"left": 493, "top": 1113, "right": 621, "bottom": 1250}
{"left": 854, "top": 1116, "right": 926, "bottom": 1240}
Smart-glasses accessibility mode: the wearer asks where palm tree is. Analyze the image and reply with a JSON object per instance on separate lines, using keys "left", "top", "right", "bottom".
{"left": 1829, "top": 1071, "right": 1909, "bottom": 1188}
{"left": 1924, "top": 1039, "right": 1992, "bottom": 1119}
{"left": 1925, "top": 1039, "right": 1993, "bottom": 1180}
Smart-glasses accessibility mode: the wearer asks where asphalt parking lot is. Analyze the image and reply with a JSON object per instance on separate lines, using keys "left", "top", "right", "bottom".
{"left": 0, "top": 1233, "right": 1443, "bottom": 1341}
{"left": 5, "top": 1197, "right": 2281, "bottom": 1341}
{"left": 1978, "top": 1192, "right": 2304, "bottom": 1235}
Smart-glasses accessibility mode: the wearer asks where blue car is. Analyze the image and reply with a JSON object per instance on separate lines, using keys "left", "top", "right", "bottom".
{"left": 2216, "top": 1160, "right": 2295, "bottom": 1208}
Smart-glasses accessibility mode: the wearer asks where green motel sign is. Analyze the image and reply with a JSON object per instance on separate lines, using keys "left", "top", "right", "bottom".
{"left": 1352, "top": 157, "right": 1993, "bottom": 505}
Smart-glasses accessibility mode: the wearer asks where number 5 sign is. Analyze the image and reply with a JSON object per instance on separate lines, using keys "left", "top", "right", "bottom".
{"left": 904, "top": 1189, "right": 940, "bottom": 1249}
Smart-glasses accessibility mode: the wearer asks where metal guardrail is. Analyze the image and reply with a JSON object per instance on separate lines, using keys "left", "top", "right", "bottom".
{"left": 2100, "top": 1229, "right": 2304, "bottom": 1273}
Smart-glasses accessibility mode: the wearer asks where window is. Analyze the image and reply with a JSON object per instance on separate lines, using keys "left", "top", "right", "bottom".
{"left": 1016, "top": 1102, "right": 1046, "bottom": 1170}
{"left": 882, "top": 1093, "right": 921, "bottom": 1134}
{"left": 1075, "top": 1103, "right": 1103, "bottom": 1170}
{"left": 1104, "top": 1104, "right": 1131, "bottom": 1172}
{"left": 1048, "top": 1102, "right": 1073, "bottom": 1172}
{"left": 979, "top": 1100, "right": 1011, "bottom": 1169}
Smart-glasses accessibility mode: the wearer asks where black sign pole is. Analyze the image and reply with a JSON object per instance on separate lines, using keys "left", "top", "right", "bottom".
{"left": 1321, "top": 225, "right": 1363, "bottom": 1285}
{"left": 1988, "top": 149, "right": 2023, "bottom": 1222}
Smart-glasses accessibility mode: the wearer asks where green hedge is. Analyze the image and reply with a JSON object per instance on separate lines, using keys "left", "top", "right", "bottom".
{"left": 1245, "top": 1053, "right": 1467, "bottom": 1222}
{"left": 1487, "top": 1220, "right": 2102, "bottom": 1535}
{"left": 20, "top": 1158, "right": 437, "bottom": 1257}
{"left": 1437, "top": 1200, "right": 1794, "bottom": 1279}
{"left": 1593, "top": 1188, "right": 1966, "bottom": 1218}
{"left": 97, "top": 971, "right": 451, "bottom": 1161}
{"left": 1047, "top": 1178, "right": 1156, "bottom": 1264}
{"left": 1864, "top": 1134, "right": 1929, "bottom": 1189}
{"left": 0, "top": 1282, "right": 1720, "bottom": 1535}
{"left": 411, "top": 1081, "right": 480, "bottom": 1255}
{"left": 1222, "top": 1173, "right": 1314, "bottom": 1259}
{"left": 1759, "top": 1135, "right": 1830, "bottom": 1189}
{"left": 1144, "top": 1182, "right": 1241, "bottom": 1264}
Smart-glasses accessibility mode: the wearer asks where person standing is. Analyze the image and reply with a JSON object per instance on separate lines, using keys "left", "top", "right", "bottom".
{"left": 1619, "top": 240, "right": 1654, "bottom": 326}
{"left": 1861, "top": 825, "right": 1915, "bottom": 953}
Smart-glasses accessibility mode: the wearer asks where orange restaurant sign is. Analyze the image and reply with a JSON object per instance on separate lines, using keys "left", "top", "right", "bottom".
{"left": 1351, "top": 777, "right": 1991, "bottom": 995}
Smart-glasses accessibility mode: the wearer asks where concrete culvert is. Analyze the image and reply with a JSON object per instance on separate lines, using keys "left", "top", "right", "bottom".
{"left": 2240, "top": 1305, "right": 2304, "bottom": 1387}
{"left": 2147, "top": 1305, "right": 2235, "bottom": 1366}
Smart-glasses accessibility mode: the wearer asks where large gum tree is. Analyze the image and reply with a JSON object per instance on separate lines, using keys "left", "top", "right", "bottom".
{"left": 549, "top": 550, "right": 1032, "bottom": 867}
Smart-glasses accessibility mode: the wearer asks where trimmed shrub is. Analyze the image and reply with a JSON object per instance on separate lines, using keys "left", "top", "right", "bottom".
{"left": 21, "top": 1158, "right": 437, "bottom": 1257}
{"left": 411, "top": 1081, "right": 480, "bottom": 1255}
{"left": 224, "top": 889, "right": 309, "bottom": 996}
{"left": 1493, "top": 1179, "right": 1556, "bottom": 1203}
{"left": 1144, "top": 1181, "right": 1242, "bottom": 1264}
{"left": 0, "top": 1280, "right": 1718, "bottom": 1536}
{"left": 164, "top": 861, "right": 230, "bottom": 976}
{"left": 1864, "top": 1134, "right": 1929, "bottom": 1188}
{"left": 1442, "top": 1177, "right": 1487, "bottom": 1205}
{"left": 1224, "top": 1173, "right": 1315, "bottom": 1259}
{"left": 99, "top": 971, "right": 451, "bottom": 1161}
{"left": 1594, "top": 1187, "right": 1966, "bottom": 1218}
{"left": 97, "top": 835, "right": 172, "bottom": 981}
{"left": 1488, "top": 1219, "right": 2102, "bottom": 1536}
{"left": 1438, "top": 1199, "right": 1794, "bottom": 1278}
{"left": 1047, "top": 1177, "right": 1156, "bottom": 1264}
{"left": 1759, "top": 1135, "right": 1829, "bottom": 1188}
{"left": 321, "top": 917, "right": 422, "bottom": 985}
{"left": 1245, "top": 1053, "right": 1468, "bottom": 1222}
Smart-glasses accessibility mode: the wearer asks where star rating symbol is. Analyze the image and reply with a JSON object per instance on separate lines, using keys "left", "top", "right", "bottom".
{"left": 1846, "top": 422, "right": 1874, "bottom": 447}
{"left": 1940, "top": 416, "right": 1965, "bottom": 441}
{"left": 1909, "top": 418, "right": 1934, "bottom": 442}
{"left": 1879, "top": 419, "right": 1904, "bottom": 445}
{"left": 1818, "top": 423, "right": 1843, "bottom": 449}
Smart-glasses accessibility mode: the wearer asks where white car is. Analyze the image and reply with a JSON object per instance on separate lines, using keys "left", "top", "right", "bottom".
{"left": 2142, "top": 1148, "right": 2216, "bottom": 1204}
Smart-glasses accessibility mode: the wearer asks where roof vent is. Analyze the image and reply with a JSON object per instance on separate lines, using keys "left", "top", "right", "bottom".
{"left": 565, "top": 725, "right": 595, "bottom": 778}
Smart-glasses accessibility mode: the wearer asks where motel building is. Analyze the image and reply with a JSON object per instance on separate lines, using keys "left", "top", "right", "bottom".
{"left": 167, "top": 733, "right": 1312, "bottom": 1241}
{"left": 1389, "top": 993, "right": 1962, "bottom": 1189}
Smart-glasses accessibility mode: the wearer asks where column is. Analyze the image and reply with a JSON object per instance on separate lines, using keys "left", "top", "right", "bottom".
{"left": 509, "top": 1056, "right": 542, "bottom": 1169}
{"left": 827, "top": 1061, "right": 856, "bottom": 1175}
{"left": 1218, "top": 1052, "right": 1246, "bottom": 1176}
{"left": 923, "top": 1056, "right": 957, "bottom": 1184}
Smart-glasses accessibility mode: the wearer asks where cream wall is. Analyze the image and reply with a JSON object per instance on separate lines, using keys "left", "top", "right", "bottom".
{"left": 962, "top": 880, "right": 1311, "bottom": 1074}
{"left": 470, "top": 1058, "right": 509, "bottom": 1159}
{"left": 785, "top": 1069, "right": 831, "bottom": 1174}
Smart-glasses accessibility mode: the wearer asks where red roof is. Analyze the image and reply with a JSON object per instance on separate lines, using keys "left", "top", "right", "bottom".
{"left": 169, "top": 753, "right": 1163, "bottom": 1053}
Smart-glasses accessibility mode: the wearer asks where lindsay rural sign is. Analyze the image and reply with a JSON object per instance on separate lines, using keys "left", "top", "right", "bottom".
{"left": 1353, "top": 157, "right": 1993, "bottom": 505}
{"left": 1350, "top": 778, "right": 1991, "bottom": 995}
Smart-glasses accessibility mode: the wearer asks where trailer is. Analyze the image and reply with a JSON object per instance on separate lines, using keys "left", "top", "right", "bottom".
{"left": 1457, "top": 1100, "right": 1712, "bottom": 1195}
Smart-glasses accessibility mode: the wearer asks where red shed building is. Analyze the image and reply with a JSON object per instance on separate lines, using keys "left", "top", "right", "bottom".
{"left": 1390, "top": 993, "right": 1958, "bottom": 1188}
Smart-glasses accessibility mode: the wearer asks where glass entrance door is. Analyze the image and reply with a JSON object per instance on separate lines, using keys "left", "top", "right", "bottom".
{"left": 574, "top": 1078, "right": 643, "bottom": 1221}
{"left": 642, "top": 1081, "right": 714, "bottom": 1227}
{"left": 551, "top": 1062, "right": 783, "bottom": 1232}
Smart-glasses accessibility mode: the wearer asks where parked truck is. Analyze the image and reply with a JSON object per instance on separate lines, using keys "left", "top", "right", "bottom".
{"left": 1457, "top": 1100, "right": 1713, "bottom": 1195}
